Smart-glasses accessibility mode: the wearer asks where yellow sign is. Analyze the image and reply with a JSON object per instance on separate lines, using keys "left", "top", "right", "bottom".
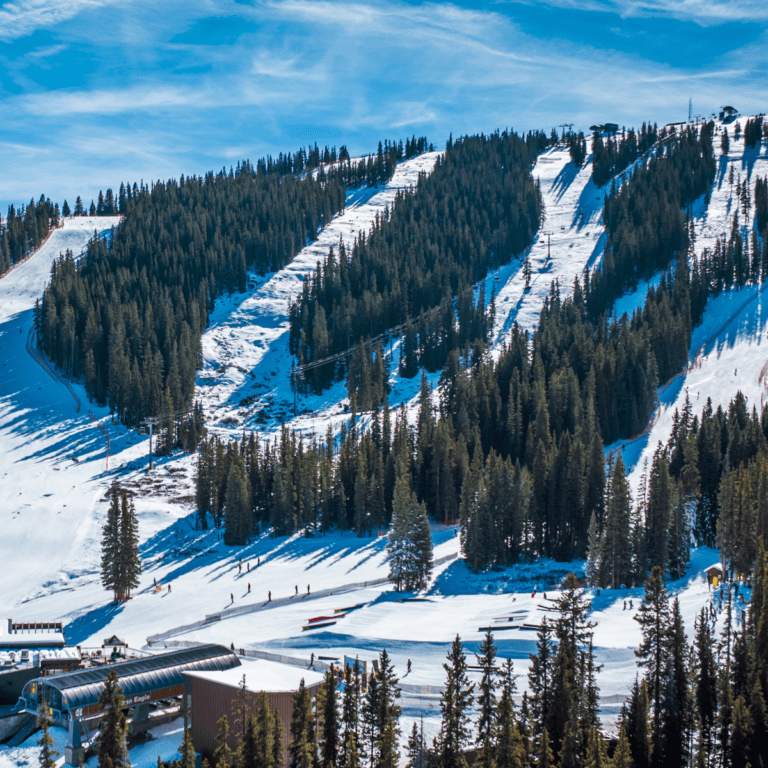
{"left": 713, "top": 576, "right": 719, "bottom": 587}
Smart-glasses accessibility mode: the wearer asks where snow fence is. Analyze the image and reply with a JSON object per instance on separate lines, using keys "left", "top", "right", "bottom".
{"left": 146, "top": 552, "right": 459, "bottom": 646}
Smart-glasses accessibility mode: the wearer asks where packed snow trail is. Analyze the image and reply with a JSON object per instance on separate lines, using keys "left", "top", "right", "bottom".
{"left": 194, "top": 152, "right": 440, "bottom": 439}
{"left": 607, "top": 117, "right": 768, "bottom": 494}
{"left": 489, "top": 140, "right": 606, "bottom": 346}
{"left": 0, "top": 217, "right": 121, "bottom": 614}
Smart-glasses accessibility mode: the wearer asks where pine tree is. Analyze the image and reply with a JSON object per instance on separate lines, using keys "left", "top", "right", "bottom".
{"left": 611, "top": 727, "right": 632, "bottom": 768}
{"left": 657, "top": 598, "right": 691, "bottom": 768}
{"left": 178, "top": 728, "right": 196, "bottom": 768}
{"left": 494, "top": 659, "right": 523, "bottom": 768}
{"left": 361, "top": 672, "right": 380, "bottom": 768}
{"left": 476, "top": 630, "right": 498, "bottom": 768}
{"left": 623, "top": 677, "right": 652, "bottom": 768}
{"left": 342, "top": 663, "right": 361, "bottom": 761}
{"left": 289, "top": 680, "right": 316, "bottom": 768}
{"left": 343, "top": 731, "right": 360, "bottom": 768}
{"left": 601, "top": 452, "right": 633, "bottom": 589}
{"left": 646, "top": 447, "right": 672, "bottom": 574}
{"left": 118, "top": 490, "right": 141, "bottom": 601}
{"left": 37, "top": 708, "right": 60, "bottom": 768}
{"left": 374, "top": 650, "right": 401, "bottom": 768}
{"left": 318, "top": 669, "right": 340, "bottom": 768}
{"left": 634, "top": 566, "right": 670, "bottom": 759}
{"left": 406, "top": 723, "right": 423, "bottom": 768}
{"left": 729, "top": 696, "right": 752, "bottom": 768}
{"left": 537, "top": 729, "right": 554, "bottom": 768}
{"left": 272, "top": 709, "right": 283, "bottom": 768}
{"left": 101, "top": 487, "right": 121, "bottom": 603}
{"left": 97, "top": 670, "right": 128, "bottom": 768}
{"left": 214, "top": 716, "right": 233, "bottom": 768}
{"left": 694, "top": 608, "right": 717, "bottom": 764}
{"left": 528, "top": 619, "right": 554, "bottom": 759}
{"left": 439, "top": 635, "right": 475, "bottom": 768}
{"left": 387, "top": 473, "right": 430, "bottom": 590}
{"left": 224, "top": 455, "right": 251, "bottom": 546}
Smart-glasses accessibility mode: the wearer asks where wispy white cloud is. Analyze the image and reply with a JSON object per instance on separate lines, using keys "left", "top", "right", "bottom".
{"left": 496, "top": 0, "right": 768, "bottom": 25}
{"left": 0, "top": 0, "right": 120, "bottom": 41}
{"left": 1, "top": 0, "right": 766, "bottom": 210}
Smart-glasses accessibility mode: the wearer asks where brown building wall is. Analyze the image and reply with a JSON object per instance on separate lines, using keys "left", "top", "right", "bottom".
{"left": 183, "top": 674, "right": 320, "bottom": 768}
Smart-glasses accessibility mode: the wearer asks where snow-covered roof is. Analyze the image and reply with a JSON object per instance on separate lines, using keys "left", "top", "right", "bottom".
{"left": 0, "top": 621, "right": 66, "bottom": 649}
{"left": 184, "top": 658, "right": 324, "bottom": 693}
{"left": 704, "top": 563, "right": 724, "bottom": 573}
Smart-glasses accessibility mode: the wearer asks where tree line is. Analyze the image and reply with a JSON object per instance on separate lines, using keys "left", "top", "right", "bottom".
{"left": 79, "top": 551, "right": 768, "bottom": 768}
{"left": 193, "top": 122, "right": 765, "bottom": 583}
{"left": 586, "top": 123, "right": 716, "bottom": 317}
{"left": 289, "top": 129, "right": 549, "bottom": 401}
{"left": 0, "top": 195, "right": 60, "bottom": 273}
{"left": 61, "top": 137, "right": 432, "bottom": 221}
{"left": 37, "top": 163, "right": 346, "bottom": 425}
{"left": 591, "top": 123, "right": 659, "bottom": 188}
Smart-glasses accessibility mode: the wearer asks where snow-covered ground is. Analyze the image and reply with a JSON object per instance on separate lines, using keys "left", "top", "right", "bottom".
{"left": 1, "top": 123, "right": 765, "bottom": 765}
{"left": 195, "top": 152, "right": 440, "bottom": 442}
{"left": 489, "top": 140, "right": 607, "bottom": 344}
{"left": 0, "top": 217, "right": 123, "bottom": 614}
{"left": 609, "top": 117, "right": 768, "bottom": 494}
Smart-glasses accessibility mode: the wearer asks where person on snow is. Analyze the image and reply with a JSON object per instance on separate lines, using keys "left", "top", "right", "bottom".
{"left": 407, "top": 659, "right": 412, "bottom": 673}
{"left": 295, "top": 585, "right": 298, "bottom": 595}
{"left": 168, "top": 583, "right": 171, "bottom": 593}
{"left": 268, "top": 591, "right": 271, "bottom": 602}
{"left": 247, "top": 583, "right": 251, "bottom": 593}
{"left": 231, "top": 593, "right": 234, "bottom": 603}
{"left": 307, "top": 584, "right": 310, "bottom": 595}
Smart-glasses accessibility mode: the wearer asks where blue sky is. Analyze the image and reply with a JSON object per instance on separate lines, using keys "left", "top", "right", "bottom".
{"left": 1, "top": 0, "right": 766, "bottom": 211}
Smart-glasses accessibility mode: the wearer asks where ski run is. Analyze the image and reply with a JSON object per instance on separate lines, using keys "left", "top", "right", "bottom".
{"left": 1, "top": 117, "right": 766, "bottom": 766}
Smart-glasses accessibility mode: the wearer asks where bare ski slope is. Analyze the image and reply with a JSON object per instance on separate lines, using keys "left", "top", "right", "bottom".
{"left": 195, "top": 152, "right": 441, "bottom": 440}
{"left": 490, "top": 140, "right": 606, "bottom": 344}
{"left": 606, "top": 117, "right": 768, "bottom": 495}
{"left": 0, "top": 217, "right": 122, "bottom": 614}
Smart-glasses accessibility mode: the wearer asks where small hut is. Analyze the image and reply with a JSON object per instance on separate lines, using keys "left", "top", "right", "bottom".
{"left": 704, "top": 563, "right": 725, "bottom": 587}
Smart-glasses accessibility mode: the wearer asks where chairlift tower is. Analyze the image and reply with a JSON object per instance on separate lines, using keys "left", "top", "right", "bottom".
{"left": 140, "top": 417, "right": 159, "bottom": 470}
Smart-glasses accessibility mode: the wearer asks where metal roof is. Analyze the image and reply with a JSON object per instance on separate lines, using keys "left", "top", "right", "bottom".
{"left": 34, "top": 644, "right": 239, "bottom": 711}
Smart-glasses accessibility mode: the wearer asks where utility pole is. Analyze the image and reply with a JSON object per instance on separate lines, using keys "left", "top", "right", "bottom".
{"left": 689, "top": 97, "right": 693, "bottom": 124}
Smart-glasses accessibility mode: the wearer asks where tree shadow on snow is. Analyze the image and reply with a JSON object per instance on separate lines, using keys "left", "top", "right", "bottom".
{"left": 65, "top": 601, "right": 125, "bottom": 645}
{"left": 549, "top": 161, "right": 580, "bottom": 203}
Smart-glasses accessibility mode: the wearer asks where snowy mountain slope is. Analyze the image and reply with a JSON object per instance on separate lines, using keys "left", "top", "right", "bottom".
{"left": 489, "top": 140, "right": 607, "bottom": 345}
{"left": 194, "top": 152, "right": 441, "bottom": 441}
{"left": 0, "top": 128, "right": 759, "bottom": 766}
{"left": 608, "top": 117, "right": 768, "bottom": 496}
{"left": 0, "top": 217, "right": 123, "bottom": 614}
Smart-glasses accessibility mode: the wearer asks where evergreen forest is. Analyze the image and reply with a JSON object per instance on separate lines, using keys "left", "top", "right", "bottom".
{"left": 94, "top": 557, "right": 768, "bottom": 768}
{"left": 0, "top": 195, "right": 60, "bottom": 273}
{"left": 289, "top": 130, "right": 549, "bottom": 396}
